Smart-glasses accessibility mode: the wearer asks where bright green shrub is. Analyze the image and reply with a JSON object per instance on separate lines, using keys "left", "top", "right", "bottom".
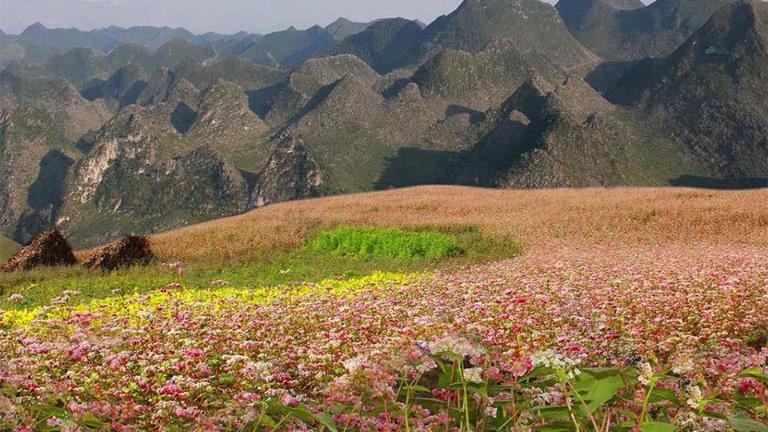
{"left": 308, "top": 226, "right": 465, "bottom": 259}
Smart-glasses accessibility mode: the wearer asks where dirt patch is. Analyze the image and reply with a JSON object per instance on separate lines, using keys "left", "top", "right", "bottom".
{"left": 2, "top": 230, "right": 77, "bottom": 272}
{"left": 83, "top": 236, "right": 156, "bottom": 271}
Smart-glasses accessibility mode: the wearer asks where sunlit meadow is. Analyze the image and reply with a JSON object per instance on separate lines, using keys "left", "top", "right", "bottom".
{"left": 1, "top": 187, "right": 767, "bottom": 431}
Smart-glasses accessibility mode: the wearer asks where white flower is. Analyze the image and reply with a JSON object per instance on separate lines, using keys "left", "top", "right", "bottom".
{"left": 222, "top": 354, "right": 250, "bottom": 366}
{"left": 530, "top": 350, "right": 579, "bottom": 369}
{"left": 242, "top": 361, "right": 272, "bottom": 381}
{"left": 429, "top": 336, "right": 486, "bottom": 359}
{"left": 638, "top": 362, "right": 654, "bottom": 386}
{"left": 673, "top": 358, "right": 694, "bottom": 375}
{"left": 463, "top": 367, "right": 484, "bottom": 383}
{"left": 485, "top": 406, "right": 498, "bottom": 418}
{"left": 677, "top": 412, "right": 699, "bottom": 427}
{"left": 343, "top": 356, "right": 367, "bottom": 374}
{"left": 685, "top": 385, "right": 703, "bottom": 409}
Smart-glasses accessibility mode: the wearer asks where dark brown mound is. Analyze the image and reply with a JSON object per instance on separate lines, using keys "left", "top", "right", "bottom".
{"left": 83, "top": 236, "right": 156, "bottom": 271}
{"left": 2, "top": 230, "right": 77, "bottom": 272}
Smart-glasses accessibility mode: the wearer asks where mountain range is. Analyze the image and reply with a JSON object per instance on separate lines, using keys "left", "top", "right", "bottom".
{"left": 1, "top": 0, "right": 766, "bottom": 247}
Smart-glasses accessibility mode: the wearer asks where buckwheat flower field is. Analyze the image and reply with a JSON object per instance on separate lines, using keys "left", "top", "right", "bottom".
{"left": 1, "top": 187, "right": 767, "bottom": 431}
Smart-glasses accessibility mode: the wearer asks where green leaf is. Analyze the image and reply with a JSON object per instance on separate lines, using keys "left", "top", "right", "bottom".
{"left": 403, "top": 384, "right": 432, "bottom": 394}
{"left": 268, "top": 403, "right": 338, "bottom": 431}
{"left": 536, "top": 426, "right": 573, "bottom": 432}
{"left": 739, "top": 368, "right": 768, "bottom": 383}
{"left": 640, "top": 422, "right": 676, "bottom": 432}
{"left": 524, "top": 366, "right": 555, "bottom": 379}
{"left": 530, "top": 406, "right": 571, "bottom": 421}
{"left": 733, "top": 396, "right": 763, "bottom": 409}
{"left": 313, "top": 412, "right": 340, "bottom": 432}
{"left": 728, "top": 415, "right": 768, "bottom": 432}
{"left": 647, "top": 388, "right": 680, "bottom": 405}
{"left": 573, "top": 369, "right": 626, "bottom": 413}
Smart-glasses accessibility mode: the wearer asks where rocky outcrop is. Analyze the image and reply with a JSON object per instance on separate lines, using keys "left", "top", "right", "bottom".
{"left": 251, "top": 135, "right": 324, "bottom": 208}
{"left": 0, "top": 73, "right": 111, "bottom": 244}
{"left": 186, "top": 80, "right": 266, "bottom": 155}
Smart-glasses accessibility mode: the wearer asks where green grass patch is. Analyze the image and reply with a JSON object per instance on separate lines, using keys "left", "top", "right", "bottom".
{"left": 0, "top": 225, "right": 519, "bottom": 310}
{"left": 308, "top": 226, "right": 465, "bottom": 259}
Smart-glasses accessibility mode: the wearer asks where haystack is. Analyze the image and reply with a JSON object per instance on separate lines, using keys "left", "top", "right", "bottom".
{"left": 83, "top": 236, "right": 155, "bottom": 271}
{"left": 2, "top": 230, "right": 77, "bottom": 272}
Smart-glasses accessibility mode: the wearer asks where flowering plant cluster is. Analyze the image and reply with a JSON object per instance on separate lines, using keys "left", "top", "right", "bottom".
{"left": 1, "top": 245, "right": 767, "bottom": 430}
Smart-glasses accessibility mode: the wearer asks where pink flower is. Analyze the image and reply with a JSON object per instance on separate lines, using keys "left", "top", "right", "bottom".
{"left": 158, "top": 382, "right": 184, "bottom": 398}
{"left": 281, "top": 393, "right": 301, "bottom": 407}
{"left": 8, "top": 293, "right": 24, "bottom": 303}
{"left": 181, "top": 348, "right": 204, "bottom": 358}
{"left": 431, "top": 389, "right": 454, "bottom": 401}
{"left": 67, "top": 402, "right": 86, "bottom": 414}
{"left": 174, "top": 405, "right": 201, "bottom": 419}
{"left": 68, "top": 341, "right": 92, "bottom": 362}
{"left": 738, "top": 378, "right": 762, "bottom": 395}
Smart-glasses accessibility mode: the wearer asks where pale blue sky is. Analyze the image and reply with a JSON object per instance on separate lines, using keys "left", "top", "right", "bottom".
{"left": 0, "top": 0, "right": 654, "bottom": 35}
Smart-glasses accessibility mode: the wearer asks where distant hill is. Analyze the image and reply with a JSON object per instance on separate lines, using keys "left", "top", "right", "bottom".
{"left": 324, "top": 18, "right": 372, "bottom": 42}
{"left": 0, "top": 235, "right": 20, "bottom": 261}
{"left": 614, "top": 0, "right": 768, "bottom": 178}
{"left": 0, "top": 23, "right": 251, "bottom": 66}
{"left": 332, "top": 0, "right": 600, "bottom": 75}
{"left": 220, "top": 25, "right": 336, "bottom": 67}
{"left": 421, "top": 0, "right": 598, "bottom": 72}
{"left": 5, "top": 39, "right": 215, "bottom": 89}
{"left": 556, "top": 0, "right": 736, "bottom": 60}
{"left": 333, "top": 18, "right": 425, "bottom": 74}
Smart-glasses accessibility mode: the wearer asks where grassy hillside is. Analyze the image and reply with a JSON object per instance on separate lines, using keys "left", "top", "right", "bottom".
{"left": 149, "top": 185, "right": 768, "bottom": 265}
{"left": 0, "top": 235, "right": 19, "bottom": 261}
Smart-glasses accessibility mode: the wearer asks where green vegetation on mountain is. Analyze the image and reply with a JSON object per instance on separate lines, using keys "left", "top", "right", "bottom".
{"left": 422, "top": 0, "right": 598, "bottom": 72}
{"left": 619, "top": 0, "right": 768, "bottom": 178}
{"left": 265, "top": 54, "right": 380, "bottom": 125}
{"left": 333, "top": 18, "right": 425, "bottom": 74}
{"left": 413, "top": 40, "right": 566, "bottom": 111}
{"left": 234, "top": 25, "right": 335, "bottom": 67}
{"left": 6, "top": 39, "right": 215, "bottom": 90}
{"left": 556, "top": 0, "right": 735, "bottom": 60}
{"left": 0, "top": 71, "right": 111, "bottom": 243}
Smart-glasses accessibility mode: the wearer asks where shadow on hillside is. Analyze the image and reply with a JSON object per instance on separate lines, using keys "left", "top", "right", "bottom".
{"left": 13, "top": 150, "right": 74, "bottom": 243}
{"left": 670, "top": 175, "right": 768, "bottom": 190}
{"left": 374, "top": 147, "right": 464, "bottom": 190}
{"left": 247, "top": 83, "right": 283, "bottom": 117}
{"left": 170, "top": 102, "right": 197, "bottom": 134}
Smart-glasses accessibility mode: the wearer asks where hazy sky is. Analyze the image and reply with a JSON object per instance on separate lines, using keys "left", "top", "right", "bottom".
{"left": 1, "top": 0, "right": 465, "bottom": 34}
{"left": 0, "top": 0, "right": 657, "bottom": 35}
